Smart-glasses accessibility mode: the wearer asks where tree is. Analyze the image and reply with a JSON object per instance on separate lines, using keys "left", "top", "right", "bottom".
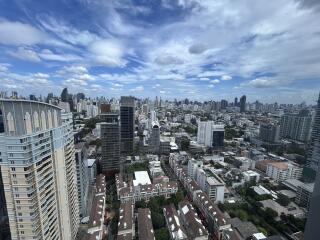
{"left": 151, "top": 212, "right": 166, "bottom": 229}
{"left": 264, "top": 207, "right": 278, "bottom": 219}
{"left": 135, "top": 200, "right": 147, "bottom": 209}
{"left": 180, "top": 138, "right": 190, "bottom": 150}
{"left": 276, "top": 194, "right": 291, "bottom": 207}
{"left": 155, "top": 228, "right": 170, "bottom": 240}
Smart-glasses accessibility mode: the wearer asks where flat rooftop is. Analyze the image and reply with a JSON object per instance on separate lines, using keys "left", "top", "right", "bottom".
{"left": 133, "top": 171, "right": 151, "bottom": 186}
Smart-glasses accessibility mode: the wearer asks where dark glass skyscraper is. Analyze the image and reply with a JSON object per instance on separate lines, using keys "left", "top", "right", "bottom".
{"left": 240, "top": 95, "right": 246, "bottom": 113}
{"left": 120, "top": 96, "right": 135, "bottom": 154}
{"left": 100, "top": 113, "right": 120, "bottom": 175}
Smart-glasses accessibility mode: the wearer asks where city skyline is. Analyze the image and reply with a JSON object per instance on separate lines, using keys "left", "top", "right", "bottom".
{"left": 0, "top": 0, "right": 320, "bottom": 103}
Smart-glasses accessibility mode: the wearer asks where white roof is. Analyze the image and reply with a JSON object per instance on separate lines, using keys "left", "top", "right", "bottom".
{"left": 133, "top": 171, "right": 151, "bottom": 186}
{"left": 252, "top": 232, "right": 267, "bottom": 239}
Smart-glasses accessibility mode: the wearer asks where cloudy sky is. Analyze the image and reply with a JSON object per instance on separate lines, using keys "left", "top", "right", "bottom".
{"left": 0, "top": 0, "right": 319, "bottom": 103}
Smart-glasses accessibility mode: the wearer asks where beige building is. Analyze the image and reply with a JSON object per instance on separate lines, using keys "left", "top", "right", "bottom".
{"left": 0, "top": 100, "right": 79, "bottom": 240}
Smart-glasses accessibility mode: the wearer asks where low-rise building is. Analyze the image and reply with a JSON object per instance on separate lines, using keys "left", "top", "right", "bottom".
{"left": 178, "top": 201, "right": 209, "bottom": 240}
{"left": 242, "top": 170, "right": 260, "bottom": 183}
{"left": 163, "top": 204, "right": 188, "bottom": 240}
{"left": 87, "top": 175, "right": 107, "bottom": 239}
{"left": 266, "top": 161, "right": 302, "bottom": 182}
{"left": 296, "top": 182, "right": 314, "bottom": 209}
{"left": 117, "top": 201, "right": 135, "bottom": 239}
{"left": 137, "top": 208, "right": 155, "bottom": 240}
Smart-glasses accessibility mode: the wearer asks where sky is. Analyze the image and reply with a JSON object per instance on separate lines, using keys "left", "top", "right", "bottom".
{"left": 0, "top": 0, "right": 319, "bottom": 104}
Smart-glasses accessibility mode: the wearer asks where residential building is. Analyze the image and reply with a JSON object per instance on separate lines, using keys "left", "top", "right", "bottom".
{"left": 163, "top": 204, "right": 187, "bottom": 240}
{"left": 120, "top": 96, "right": 135, "bottom": 154}
{"left": 178, "top": 201, "right": 208, "bottom": 240}
{"left": 87, "top": 158, "right": 97, "bottom": 184}
{"left": 137, "top": 208, "right": 154, "bottom": 240}
{"left": 117, "top": 201, "right": 135, "bottom": 240}
{"left": 243, "top": 170, "right": 260, "bottom": 183}
{"left": 187, "top": 159, "right": 203, "bottom": 179}
{"left": 0, "top": 99, "right": 79, "bottom": 240}
{"left": 280, "top": 110, "right": 313, "bottom": 142}
{"left": 87, "top": 175, "right": 106, "bottom": 239}
{"left": 308, "top": 93, "right": 320, "bottom": 170}
{"left": 100, "top": 113, "right": 120, "bottom": 175}
{"left": 296, "top": 182, "right": 314, "bottom": 209}
{"left": 266, "top": 162, "right": 302, "bottom": 182}
{"left": 75, "top": 142, "right": 89, "bottom": 217}
{"left": 259, "top": 122, "right": 280, "bottom": 143}
{"left": 196, "top": 168, "right": 225, "bottom": 203}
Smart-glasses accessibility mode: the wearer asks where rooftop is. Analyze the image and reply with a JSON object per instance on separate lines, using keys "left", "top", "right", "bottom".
{"left": 133, "top": 171, "right": 151, "bottom": 186}
{"left": 137, "top": 208, "right": 154, "bottom": 240}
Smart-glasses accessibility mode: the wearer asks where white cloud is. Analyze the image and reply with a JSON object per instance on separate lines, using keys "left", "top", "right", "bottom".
{"left": 210, "top": 79, "right": 220, "bottom": 84}
{"left": 0, "top": 64, "right": 8, "bottom": 72}
{"left": 198, "top": 71, "right": 225, "bottom": 78}
{"left": 39, "top": 49, "right": 81, "bottom": 62}
{"left": 221, "top": 75, "right": 232, "bottom": 81}
{"left": 89, "top": 39, "right": 126, "bottom": 67}
{"left": 130, "top": 85, "right": 144, "bottom": 92}
{"left": 34, "top": 73, "right": 50, "bottom": 79}
{"left": 9, "top": 47, "right": 41, "bottom": 62}
{"left": 0, "top": 20, "right": 46, "bottom": 45}
{"left": 244, "top": 78, "right": 278, "bottom": 88}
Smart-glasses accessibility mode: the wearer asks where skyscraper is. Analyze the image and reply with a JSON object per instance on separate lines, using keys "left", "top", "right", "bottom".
{"left": 280, "top": 110, "right": 312, "bottom": 142}
{"left": 234, "top": 97, "right": 238, "bottom": 107}
{"left": 240, "top": 95, "right": 246, "bottom": 113}
{"left": 0, "top": 100, "right": 79, "bottom": 240}
{"left": 100, "top": 113, "right": 120, "bottom": 175}
{"left": 307, "top": 93, "right": 320, "bottom": 170}
{"left": 120, "top": 96, "right": 135, "bottom": 154}
{"left": 197, "top": 121, "right": 225, "bottom": 148}
{"left": 259, "top": 122, "right": 280, "bottom": 143}
{"left": 305, "top": 93, "right": 320, "bottom": 239}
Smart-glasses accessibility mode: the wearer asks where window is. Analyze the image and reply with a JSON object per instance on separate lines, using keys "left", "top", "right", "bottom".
{"left": 47, "top": 111, "right": 52, "bottom": 128}
{"left": 11, "top": 167, "right": 16, "bottom": 171}
{"left": 25, "top": 112, "right": 32, "bottom": 134}
{"left": 7, "top": 112, "right": 15, "bottom": 133}
{"left": 41, "top": 111, "right": 46, "bottom": 130}
{"left": 18, "top": 213, "right": 22, "bottom": 216}
{"left": 33, "top": 111, "right": 40, "bottom": 130}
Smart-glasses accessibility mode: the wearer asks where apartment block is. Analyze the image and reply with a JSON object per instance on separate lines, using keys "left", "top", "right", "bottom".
{"left": 0, "top": 100, "right": 79, "bottom": 240}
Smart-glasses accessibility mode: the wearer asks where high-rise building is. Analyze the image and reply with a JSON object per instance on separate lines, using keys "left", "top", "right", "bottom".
{"left": 234, "top": 97, "right": 238, "bottom": 107}
{"left": 197, "top": 121, "right": 224, "bottom": 148}
{"left": 259, "top": 122, "right": 280, "bottom": 143}
{"left": 100, "top": 113, "right": 120, "bottom": 175}
{"left": 75, "top": 142, "right": 89, "bottom": 217}
{"left": 304, "top": 93, "right": 320, "bottom": 239}
{"left": 307, "top": 93, "right": 320, "bottom": 170}
{"left": 0, "top": 100, "right": 79, "bottom": 240}
{"left": 120, "top": 96, "right": 135, "bottom": 154}
{"left": 221, "top": 99, "right": 228, "bottom": 109}
{"left": 240, "top": 95, "right": 246, "bottom": 113}
{"left": 304, "top": 168, "right": 320, "bottom": 239}
{"left": 280, "top": 110, "right": 313, "bottom": 142}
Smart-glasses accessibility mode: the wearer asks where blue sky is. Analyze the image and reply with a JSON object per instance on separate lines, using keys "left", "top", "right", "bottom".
{"left": 0, "top": 0, "right": 319, "bottom": 103}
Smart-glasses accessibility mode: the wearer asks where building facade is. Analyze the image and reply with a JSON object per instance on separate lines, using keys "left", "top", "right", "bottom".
{"left": 308, "top": 93, "right": 320, "bottom": 170}
{"left": 0, "top": 100, "right": 79, "bottom": 240}
{"left": 100, "top": 113, "right": 120, "bottom": 175}
{"left": 75, "top": 142, "right": 89, "bottom": 217}
{"left": 120, "top": 96, "right": 135, "bottom": 154}
{"left": 280, "top": 110, "right": 312, "bottom": 142}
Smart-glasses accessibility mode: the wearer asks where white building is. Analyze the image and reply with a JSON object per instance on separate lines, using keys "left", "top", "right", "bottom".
{"left": 187, "top": 159, "right": 203, "bottom": 179}
{"left": 0, "top": 100, "right": 79, "bottom": 240}
{"left": 196, "top": 168, "right": 225, "bottom": 203}
{"left": 197, "top": 121, "right": 225, "bottom": 147}
{"left": 266, "top": 162, "right": 303, "bottom": 182}
{"left": 243, "top": 170, "right": 260, "bottom": 183}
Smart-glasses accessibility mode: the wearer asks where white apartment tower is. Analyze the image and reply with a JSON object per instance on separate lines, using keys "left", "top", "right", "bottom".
{"left": 0, "top": 100, "right": 79, "bottom": 240}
